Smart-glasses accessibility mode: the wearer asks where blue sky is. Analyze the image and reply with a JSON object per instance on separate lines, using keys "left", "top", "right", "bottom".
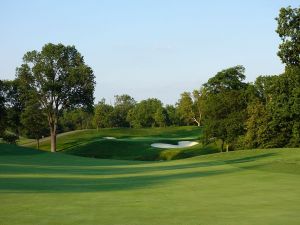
{"left": 0, "top": 0, "right": 299, "bottom": 104}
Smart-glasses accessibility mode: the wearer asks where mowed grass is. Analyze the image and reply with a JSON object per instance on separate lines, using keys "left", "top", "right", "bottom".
{"left": 23, "top": 126, "right": 218, "bottom": 160}
{"left": 1, "top": 144, "right": 300, "bottom": 225}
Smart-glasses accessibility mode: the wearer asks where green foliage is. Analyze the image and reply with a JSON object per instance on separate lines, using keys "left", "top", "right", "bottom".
{"left": 2, "top": 79, "right": 24, "bottom": 136}
{"left": 242, "top": 67, "right": 300, "bottom": 149}
{"left": 204, "top": 65, "right": 246, "bottom": 93}
{"left": 16, "top": 43, "right": 95, "bottom": 152}
{"left": 154, "top": 107, "right": 168, "bottom": 127}
{"left": 176, "top": 92, "right": 195, "bottom": 125}
{"left": 203, "top": 66, "right": 248, "bottom": 151}
{"left": 165, "top": 104, "right": 180, "bottom": 126}
{"left": 2, "top": 132, "right": 19, "bottom": 144}
{"left": 110, "top": 94, "right": 136, "bottom": 127}
{"left": 93, "top": 99, "right": 114, "bottom": 129}
{"left": 21, "top": 100, "right": 49, "bottom": 148}
{"left": 59, "top": 108, "right": 94, "bottom": 132}
{"left": 127, "top": 98, "right": 164, "bottom": 128}
{"left": 276, "top": 6, "right": 300, "bottom": 66}
{"left": 0, "top": 80, "right": 6, "bottom": 137}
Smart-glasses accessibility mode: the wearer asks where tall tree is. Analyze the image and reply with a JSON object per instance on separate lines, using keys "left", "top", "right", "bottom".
{"left": 16, "top": 43, "right": 95, "bottom": 152}
{"left": 154, "top": 107, "right": 167, "bottom": 127}
{"left": 127, "top": 98, "right": 163, "bottom": 128}
{"left": 93, "top": 99, "right": 114, "bottom": 129}
{"left": 2, "top": 79, "right": 24, "bottom": 137}
{"left": 203, "top": 66, "right": 248, "bottom": 152}
{"left": 165, "top": 104, "right": 179, "bottom": 126}
{"left": 0, "top": 80, "right": 6, "bottom": 137}
{"left": 276, "top": 6, "right": 300, "bottom": 66}
{"left": 192, "top": 88, "right": 206, "bottom": 126}
{"left": 111, "top": 94, "right": 136, "bottom": 127}
{"left": 176, "top": 92, "right": 195, "bottom": 125}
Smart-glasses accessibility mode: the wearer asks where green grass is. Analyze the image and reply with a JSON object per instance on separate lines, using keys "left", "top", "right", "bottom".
{"left": 22, "top": 126, "right": 219, "bottom": 160}
{"left": 1, "top": 143, "right": 300, "bottom": 225}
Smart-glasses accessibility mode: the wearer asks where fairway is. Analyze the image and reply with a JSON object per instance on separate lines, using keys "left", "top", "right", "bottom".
{"left": 1, "top": 144, "right": 300, "bottom": 225}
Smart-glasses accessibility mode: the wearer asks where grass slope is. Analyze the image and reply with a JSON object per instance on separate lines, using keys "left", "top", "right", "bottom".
{"left": 1, "top": 144, "right": 300, "bottom": 225}
{"left": 23, "top": 126, "right": 218, "bottom": 160}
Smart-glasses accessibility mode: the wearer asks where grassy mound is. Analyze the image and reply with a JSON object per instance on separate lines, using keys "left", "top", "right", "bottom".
{"left": 1, "top": 144, "right": 300, "bottom": 224}
{"left": 22, "top": 126, "right": 219, "bottom": 160}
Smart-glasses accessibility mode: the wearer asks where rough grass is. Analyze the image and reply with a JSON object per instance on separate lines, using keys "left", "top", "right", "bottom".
{"left": 1, "top": 144, "right": 300, "bottom": 225}
{"left": 22, "top": 126, "right": 219, "bottom": 160}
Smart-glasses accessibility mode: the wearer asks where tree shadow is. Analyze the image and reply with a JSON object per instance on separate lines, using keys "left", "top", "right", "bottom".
{"left": 223, "top": 153, "right": 276, "bottom": 164}
{"left": 0, "top": 167, "right": 239, "bottom": 193}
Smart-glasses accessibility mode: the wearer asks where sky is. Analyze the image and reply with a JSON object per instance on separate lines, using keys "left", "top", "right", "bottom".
{"left": 0, "top": 0, "right": 299, "bottom": 105}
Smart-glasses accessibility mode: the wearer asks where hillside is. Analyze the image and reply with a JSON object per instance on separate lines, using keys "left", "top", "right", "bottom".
{"left": 22, "top": 126, "right": 219, "bottom": 160}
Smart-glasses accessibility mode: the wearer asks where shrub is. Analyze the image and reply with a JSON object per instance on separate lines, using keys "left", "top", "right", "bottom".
{"left": 2, "top": 133, "right": 19, "bottom": 144}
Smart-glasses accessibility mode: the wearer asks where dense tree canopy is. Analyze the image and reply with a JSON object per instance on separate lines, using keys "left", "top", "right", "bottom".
{"left": 127, "top": 98, "right": 165, "bottom": 128}
{"left": 0, "top": 80, "right": 6, "bottom": 137}
{"left": 16, "top": 43, "right": 95, "bottom": 152}
{"left": 176, "top": 92, "right": 195, "bottom": 126}
{"left": 110, "top": 95, "right": 136, "bottom": 127}
{"left": 21, "top": 99, "right": 48, "bottom": 149}
{"left": 276, "top": 6, "right": 300, "bottom": 66}
{"left": 203, "top": 66, "right": 248, "bottom": 151}
{"left": 93, "top": 99, "right": 114, "bottom": 129}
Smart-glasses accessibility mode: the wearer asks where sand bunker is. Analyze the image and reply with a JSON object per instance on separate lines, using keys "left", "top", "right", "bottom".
{"left": 151, "top": 141, "right": 198, "bottom": 149}
{"left": 103, "top": 137, "right": 117, "bottom": 140}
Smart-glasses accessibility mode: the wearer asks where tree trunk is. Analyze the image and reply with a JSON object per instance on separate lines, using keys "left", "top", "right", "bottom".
{"left": 193, "top": 117, "right": 200, "bottom": 127}
{"left": 37, "top": 138, "right": 40, "bottom": 150}
{"left": 221, "top": 139, "right": 224, "bottom": 153}
{"left": 50, "top": 123, "right": 57, "bottom": 153}
{"left": 226, "top": 144, "right": 229, "bottom": 152}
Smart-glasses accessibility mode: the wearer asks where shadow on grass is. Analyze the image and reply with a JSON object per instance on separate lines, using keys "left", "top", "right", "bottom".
{"left": 0, "top": 144, "right": 46, "bottom": 156}
{"left": 0, "top": 167, "right": 239, "bottom": 193}
{"left": 224, "top": 153, "right": 277, "bottom": 164}
{"left": 0, "top": 150, "right": 279, "bottom": 194}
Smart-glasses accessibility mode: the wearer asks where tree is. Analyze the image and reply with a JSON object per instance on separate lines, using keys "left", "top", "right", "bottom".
{"left": 154, "top": 107, "right": 167, "bottom": 127}
{"left": 0, "top": 80, "right": 6, "bottom": 137}
{"left": 127, "top": 98, "right": 163, "bottom": 128}
{"left": 21, "top": 100, "right": 48, "bottom": 149}
{"left": 192, "top": 88, "right": 206, "bottom": 126}
{"left": 203, "top": 66, "right": 248, "bottom": 152}
{"left": 59, "top": 108, "right": 94, "bottom": 132}
{"left": 2, "top": 79, "right": 24, "bottom": 137}
{"left": 276, "top": 6, "right": 300, "bottom": 66}
{"left": 176, "top": 92, "right": 195, "bottom": 125}
{"left": 111, "top": 94, "right": 136, "bottom": 127}
{"left": 165, "top": 104, "right": 179, "bottom": 126}
{"left": 93, "top": 99, "right": 114, "bottom": 129}
{"left": 16, "top": 43, "right": 95, "bottom": 152}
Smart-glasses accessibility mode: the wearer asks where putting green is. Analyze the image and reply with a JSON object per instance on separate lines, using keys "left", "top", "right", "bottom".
{"left": 0, "top": 144, "right": 300, "bottom": 225}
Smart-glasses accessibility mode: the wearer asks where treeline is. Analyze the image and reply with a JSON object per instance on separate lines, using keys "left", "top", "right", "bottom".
{"left": 94, "top": 93, "right": 201, "bottom": 129}
{"left": 201, "top": 6, "right": 300, "bottom": 151}
{"left": 0, "top": 82, "right": 202, "bottom": 143}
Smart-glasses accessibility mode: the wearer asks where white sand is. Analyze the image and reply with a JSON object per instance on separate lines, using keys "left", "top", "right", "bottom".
{"left": 103, "top": 137, "right": 117, "bottom": 140}
{"left": 151, "top": 141, "right": 199, "bottom": 149}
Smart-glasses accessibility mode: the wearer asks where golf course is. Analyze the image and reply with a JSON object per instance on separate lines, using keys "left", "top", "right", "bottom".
{"left": 1, "top": 2, "right": 300, "bottom": 224}
{"left": 1, "top": 127, "right": 300, "bottom": 225}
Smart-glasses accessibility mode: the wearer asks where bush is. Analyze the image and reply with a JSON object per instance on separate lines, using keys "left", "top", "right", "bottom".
{"left": 2, "top": 133, "right": 19, "bottom": 144}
